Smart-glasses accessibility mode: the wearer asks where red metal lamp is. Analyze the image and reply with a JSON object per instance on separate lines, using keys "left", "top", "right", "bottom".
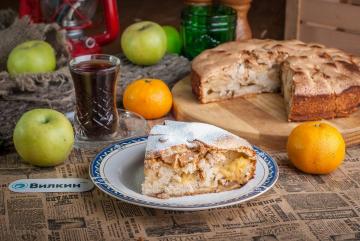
{"left": 19, "top": 0, "right": 120, "bottom": 57}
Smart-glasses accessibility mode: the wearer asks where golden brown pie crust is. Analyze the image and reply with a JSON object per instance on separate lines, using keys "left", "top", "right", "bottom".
{"left": 191, "top": 39, "right": 360, "bottom": 121}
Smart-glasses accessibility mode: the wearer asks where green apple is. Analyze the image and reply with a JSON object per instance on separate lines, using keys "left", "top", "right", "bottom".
{"left": 7, "top": 40, "right": 56, "bottom": 76}
{"left": 13, "top": 109, "right": 74, "bottom": 167}
{"left": 121, "top": 21, "right": 167, "bottom": 65}
{"left": 162, "top": 25, "right": 182, "bottom": 54}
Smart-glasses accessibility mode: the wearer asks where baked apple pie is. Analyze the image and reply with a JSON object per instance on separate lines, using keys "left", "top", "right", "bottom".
{"left": 141, "top": 121, "right": 256, "bottom": 198}
{"left": 191, "top": 39, "right": 360, "bottom": 121}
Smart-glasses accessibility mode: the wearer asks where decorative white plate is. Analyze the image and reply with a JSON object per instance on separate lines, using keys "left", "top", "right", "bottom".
{"left": 89, "top": 136, "right": 279, "bottom": 211}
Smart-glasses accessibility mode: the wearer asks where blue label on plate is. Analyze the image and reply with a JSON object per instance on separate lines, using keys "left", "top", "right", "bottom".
{"left": 9, "top": 178, "right": 94, "bottom": 193}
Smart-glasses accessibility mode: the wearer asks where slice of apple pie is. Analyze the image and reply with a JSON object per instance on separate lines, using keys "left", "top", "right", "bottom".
{"left": 141, "top": 120, "right": 256, "bottom": 198}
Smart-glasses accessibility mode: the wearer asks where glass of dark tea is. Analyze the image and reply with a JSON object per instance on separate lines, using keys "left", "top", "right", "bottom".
{"left": 69, "top": 54, "right": 147, "bottom": 148}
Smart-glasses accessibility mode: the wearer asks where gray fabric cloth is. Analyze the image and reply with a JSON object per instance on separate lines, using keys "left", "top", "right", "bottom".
{"left": 0, "top": 9, "right": 16, "bottom": 30}
{"left": 117, "top": 53, "right": 191, "bottom": 100}
{"left": 0, "top": 13, "right": 73, "bottom": 150}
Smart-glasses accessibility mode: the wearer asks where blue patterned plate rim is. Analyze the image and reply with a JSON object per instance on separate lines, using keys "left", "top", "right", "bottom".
{"left": 89, "top": 136, "right": 279, "bottom": 210}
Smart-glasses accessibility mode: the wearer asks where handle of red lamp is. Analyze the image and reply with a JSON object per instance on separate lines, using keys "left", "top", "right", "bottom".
{"left": 93, "top": 0, "right": 120, "bottom": 45}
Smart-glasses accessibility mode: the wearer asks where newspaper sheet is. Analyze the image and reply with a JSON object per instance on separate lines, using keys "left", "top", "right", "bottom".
{"left": 1, "top": 144, "right": 360, "bottom": 241}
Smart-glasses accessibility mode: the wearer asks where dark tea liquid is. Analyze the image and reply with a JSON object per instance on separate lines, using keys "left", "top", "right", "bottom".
{"left": 70, "top": 60, "right": 119, "bottom": 139}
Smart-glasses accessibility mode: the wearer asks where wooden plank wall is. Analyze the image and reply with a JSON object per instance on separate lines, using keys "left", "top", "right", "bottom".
{"left": 285, "top": 0, "right": 360, "bottom": 55}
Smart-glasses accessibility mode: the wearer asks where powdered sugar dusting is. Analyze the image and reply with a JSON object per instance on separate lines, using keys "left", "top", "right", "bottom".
{"left": 146, "top": 120, "right": 252, "bottom": 154}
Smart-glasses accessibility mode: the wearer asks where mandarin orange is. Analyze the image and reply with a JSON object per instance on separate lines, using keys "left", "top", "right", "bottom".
{"left": 123, "top": 78, "right": 173, "bottom": 119}
{"left": 287, "top": 121, "right": 345, "bottom": 174}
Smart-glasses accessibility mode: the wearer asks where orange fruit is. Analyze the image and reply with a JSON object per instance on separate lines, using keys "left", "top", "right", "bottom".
{"left": 287, "top": 121, "right": 345, "bottom": 174}
{"left": 123, "top": 78, "right": 173, "bottom": 119}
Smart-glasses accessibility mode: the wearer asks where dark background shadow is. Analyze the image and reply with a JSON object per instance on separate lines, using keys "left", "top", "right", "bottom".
{"left": 0, "top": 0, "right": 285, "bottom": 54}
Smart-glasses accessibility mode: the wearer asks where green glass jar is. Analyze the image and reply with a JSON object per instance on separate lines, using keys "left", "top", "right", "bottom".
{"left": 180, "top": 4, "right": 237, "bottom": 60}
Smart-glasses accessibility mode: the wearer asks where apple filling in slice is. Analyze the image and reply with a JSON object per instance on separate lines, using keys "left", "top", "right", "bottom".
{"left": 142, "top": 145, "right": 256, "bottom": 199}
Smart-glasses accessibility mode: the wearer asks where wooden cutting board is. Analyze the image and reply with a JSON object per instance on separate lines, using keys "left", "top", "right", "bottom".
{"left": 172, "top": 76, "right": 360, "bottom": 150}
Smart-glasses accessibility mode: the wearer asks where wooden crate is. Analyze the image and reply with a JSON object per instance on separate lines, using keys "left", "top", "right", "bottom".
{"left": 285, "top": 0, "right": 360, "bottom": 55}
